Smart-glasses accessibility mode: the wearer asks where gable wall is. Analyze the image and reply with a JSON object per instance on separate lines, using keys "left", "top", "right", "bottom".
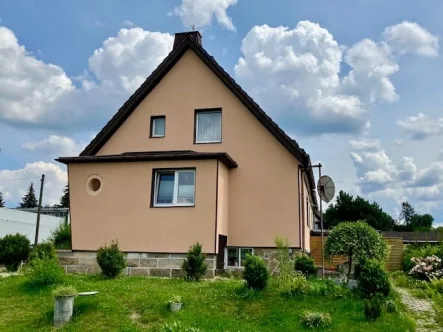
{"left": 96, "top": 50, "right": 302, "bottom": 248}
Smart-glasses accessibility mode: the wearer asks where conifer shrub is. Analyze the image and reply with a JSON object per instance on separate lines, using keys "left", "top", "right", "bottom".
{"left": 182, "top": 242, "right": 207, "bottom": 281}
{"left": 96, "top": 241, "right": 126, "bottom": 278}
{"left": 243, "top": 254, "right": 269, "bottom": 291}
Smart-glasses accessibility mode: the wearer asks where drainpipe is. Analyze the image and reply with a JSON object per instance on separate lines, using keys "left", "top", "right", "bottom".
{"left": 298, "top": 166, "right": 305, "bottom": 251}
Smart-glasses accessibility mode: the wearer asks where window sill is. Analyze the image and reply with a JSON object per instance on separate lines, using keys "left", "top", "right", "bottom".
{"left": 151, "top": 205, "right": 195, "bottom": 208}
{"left": 150, "top": 136, "right": 165, "bottom": 138}
{"left": 194, "top": 141, "right": 222, "bottom": 144}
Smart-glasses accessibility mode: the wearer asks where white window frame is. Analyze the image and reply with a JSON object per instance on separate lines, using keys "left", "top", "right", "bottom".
{"left": 153, "top": 169, "right": 195, "bottom": 207}
{"left": 195, "top": 110, "right": 222, "bottom": 144}
{"left": 151, "top": 117, "right": 165, "bottom": 138}
{"left": 224, "top": 247, "right": 254, "bottom": 268}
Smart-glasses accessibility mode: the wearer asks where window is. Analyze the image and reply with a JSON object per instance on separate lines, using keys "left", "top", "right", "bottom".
{"left": 195, "top": 110, "right": 221, "bottom": 143}
{"left": 226, "top": 248, "right": 253, "bottom": 267}
{"left": 151, "top": 116, "right": 165, "bottom": 137}
{"left": 153, "top": 169, "right": 195, "bottom": 207}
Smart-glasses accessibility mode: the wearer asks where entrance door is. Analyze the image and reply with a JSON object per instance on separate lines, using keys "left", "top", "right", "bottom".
{"left": 216, "top": 235, "right": 227, "bottom": 270}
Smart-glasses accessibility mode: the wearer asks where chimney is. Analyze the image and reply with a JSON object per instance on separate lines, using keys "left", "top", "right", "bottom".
{"left": 173, "top": 31, "right": 202, "bottom": 49}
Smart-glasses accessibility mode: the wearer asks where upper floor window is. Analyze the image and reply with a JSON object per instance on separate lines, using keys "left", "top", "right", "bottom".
{"left": 151, "top": 116, "right": 165, "bottom": 138}
{"left": 153, "top": 169, "right": 195, "bottom": 207}
{"left": 195, "top": 109, "right": 221, "bottom": 143}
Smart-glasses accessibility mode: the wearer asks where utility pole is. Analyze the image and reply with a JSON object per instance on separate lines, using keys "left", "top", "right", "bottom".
{"left": 34, "top": 174, "right": 45, "bottom": 246}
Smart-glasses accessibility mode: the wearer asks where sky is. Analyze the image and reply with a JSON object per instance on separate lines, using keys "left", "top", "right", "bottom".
{"left": 0, "top": 0, "right": 442, "bottom": 223}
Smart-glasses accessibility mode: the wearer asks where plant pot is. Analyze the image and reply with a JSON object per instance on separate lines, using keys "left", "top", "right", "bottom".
{"left": 170, "top": 302, "right": 183, "bottom": 312}
{"left": 54, "top": 296, "right": 75, "bottom": 328}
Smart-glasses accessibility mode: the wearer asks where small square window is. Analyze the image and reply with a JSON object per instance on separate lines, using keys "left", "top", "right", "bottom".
{"left": 226, "top": 248, "right": 254, "bottom": 267}
{"left": 153, "top": 169, "right": 195, "bottom": 207}
{"left": 151, "top": 116, "right": 165, "bottom": 137}
{"left": 195, "top": 110, "right": 221, "bottom": 143}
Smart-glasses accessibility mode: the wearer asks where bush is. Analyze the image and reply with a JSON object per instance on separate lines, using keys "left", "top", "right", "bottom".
{"left": 182, "top": 242, "right": 207, "bottom": 281}
{"left": 52, "top": 285, "right": 77, "bottom": 297}
{"left": 409, "top": 255, "right": 443, "bottom": 281}
{"left": 287, "top": 272, "right": 310, "bottom": 296}
{"left": 300, "top": 312, "right": 332, "bottom": 328}
{"left": 50, "top": 218, "right": 71, "bottom": 249}
{"left": 310, "top": 279, "right": 349, "bottom": 298}
{"left": 391, "top": 271, "right": 413, "bottom": 288}
{"left": 96, "top": 241, "right": 126, "bottom": 278}
{"left": 243, "top": 254, "right": 269, "bottom": 291}
{"left": 0, "top": 233, "right": 30, "bottom": 271}
{"left": 385, "top": 299, "right": 398, "bottom": 313}
{"left": 431, "top": 279, "right": 443, "bottom": 294}
{"left": 403, "top": 244, "right": 443, "bottom": 272}
{"left": 29, "top": 241, "right": 56, "bottom": 261}
{"left": 26, "top": 256, "right": 64, "bottom": 285}
{"left": 364, "top": 294, "right": 384, "bottom": 321}
{"left": 355, "top": 259, "right": 390, "bottom": 298}
{"left": 294, "top": 255, "right": 317, "bottom": 277}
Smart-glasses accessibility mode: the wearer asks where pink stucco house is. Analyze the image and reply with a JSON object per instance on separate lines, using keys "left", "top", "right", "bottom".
{"left": 57, "top": 31, "right": 318, "bottom": 277}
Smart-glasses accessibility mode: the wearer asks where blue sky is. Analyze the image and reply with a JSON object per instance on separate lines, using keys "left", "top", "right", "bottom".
{"left": 0, "top": 0, "right": 442, "bottom": 224}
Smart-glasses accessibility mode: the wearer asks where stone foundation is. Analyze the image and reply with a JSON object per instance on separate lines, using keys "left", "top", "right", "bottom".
{"left": 56, "top": 250, "right": 216, "bottom": 278}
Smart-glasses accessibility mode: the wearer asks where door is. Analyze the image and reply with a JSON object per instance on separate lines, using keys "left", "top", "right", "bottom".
{"left": 216, "top": 235, "right": 227, "bottom": 270}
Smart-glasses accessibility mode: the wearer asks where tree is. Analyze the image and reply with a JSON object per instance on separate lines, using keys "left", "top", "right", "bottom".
{"left": 324, "top": 221, "right": 389, "bottom": 282}
{"left": 394, "top": 202, "right": 434, "bottom": 232}
{"left": 323, "top": 191, "right": 395, "bottom": 231}
{"left": 410, "top": 214, "right": 434, "bottom": 232}
{"left": 0, "top": 192, "right": 4, "bottom": 208}
{"left": 59, "top": 183, "right": 69, "bottom": 208}
{"left": 399, "top": 202, "right": 415, "bottom": 225}
{"left": 19, "top": 183, "right": 38, "bottom": 208}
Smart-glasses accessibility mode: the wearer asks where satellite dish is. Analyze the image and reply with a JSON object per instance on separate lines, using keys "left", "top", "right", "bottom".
{"left": 317, "top": 175, "right": 335, "bottom": 203}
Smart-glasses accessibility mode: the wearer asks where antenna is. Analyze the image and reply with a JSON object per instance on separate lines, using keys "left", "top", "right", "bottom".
{"left": 192, "top": 24, "right": 196, "bottom": 31}
{"left": 317, "top": 175, "right": 335, "bottom": 203}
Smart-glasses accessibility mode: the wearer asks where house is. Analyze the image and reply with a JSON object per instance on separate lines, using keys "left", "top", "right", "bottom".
{"left": 56, "top": 31, "right": 318, "bottom": 277}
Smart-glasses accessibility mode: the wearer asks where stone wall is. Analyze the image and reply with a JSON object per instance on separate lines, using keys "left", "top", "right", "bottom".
{"left": 56, "top": 250, "right": 216, "bottom": 278}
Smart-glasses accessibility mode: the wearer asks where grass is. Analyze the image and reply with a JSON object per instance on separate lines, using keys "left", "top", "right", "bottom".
{"left": 0, "top": 275, "right": 415, "bottom": 331}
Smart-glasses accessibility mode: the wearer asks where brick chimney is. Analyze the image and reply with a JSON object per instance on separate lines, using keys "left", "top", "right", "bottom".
{"left": 173, "top": 31, "right": 202, "bottom": 49}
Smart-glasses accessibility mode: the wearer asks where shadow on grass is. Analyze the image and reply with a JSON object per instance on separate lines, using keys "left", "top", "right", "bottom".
{"left": 18, "top": 280, "right": 53, "bottom": 296}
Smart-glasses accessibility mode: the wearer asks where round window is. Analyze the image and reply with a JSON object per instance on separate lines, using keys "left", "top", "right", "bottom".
{"left": 85, "top": 175, "right": 103, "bottom": 196}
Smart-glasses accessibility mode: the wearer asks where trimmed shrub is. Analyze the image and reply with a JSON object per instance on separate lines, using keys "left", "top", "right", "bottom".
{"left": 300, "top": 312, "right": 332, "bottom": 328}
{"left": 294, "top": 255, "right": 317, "bottom": 277}
{"left": 96, "top": 241, "right": 126, "bottom": 278}
{"left": 364, "top": 294, "right": 384, "bottom": 321}
{"left": 26, "top": 256, "right": 64, "bottom": 285}
{"left": 29, "top": 241, "right": 56, "bottom": 261}
{"left": 287, "top": 272, "right": 310, "bottom": 296}
{"left": 243, "top": 254, "right": 269, "bottom": 291}
{"left": 182, "top": 242, "right": 207, "bottom": 281}
{"left": 50, "top": 218, "right": 71, "bottom": 249}
{"left": 355, "top": 259, "right": 390, "bottom": 298}
{"left": 0, "top": 233, "right": 30, "bottom": 271}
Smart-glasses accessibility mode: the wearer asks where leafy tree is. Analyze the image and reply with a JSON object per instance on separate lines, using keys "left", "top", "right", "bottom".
{"left": 399, "top": 202, "right": 415, "bottom": 225}
{"left": 19, "top": 183, "right": 38, "bottom": 208}
{"left": 59, "top": 183, "right": 69, "bottom": 208}
{"left": 324, "top": 221, "right": 389, "bottom": 282}
{"left": 394, "top": 202, "right": 434, "bottom": 232}
{"left": 0, "top": 192, "right": 4, "bottom": 208}
{"left": 410, "top": 214, "right": 434, "bottom": 232}
{"left": 323, "top": 191, "right": 395, "bottom": 231}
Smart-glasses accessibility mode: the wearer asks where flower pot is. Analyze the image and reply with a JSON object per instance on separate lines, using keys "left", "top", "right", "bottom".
{"left": 54, "top": 296, "right": 75, "bottom": 328}
{"left": 170, "top": 302, "right": 183, "bottom": 312}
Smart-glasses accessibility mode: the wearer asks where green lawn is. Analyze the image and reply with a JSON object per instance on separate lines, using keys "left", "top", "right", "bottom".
{"left": 0, "top": 275, "right": 415, "bottom": 331}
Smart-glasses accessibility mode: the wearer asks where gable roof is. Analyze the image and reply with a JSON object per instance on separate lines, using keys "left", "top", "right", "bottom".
{"left": 79, "top": 33, "right": 318, "bottom": 206}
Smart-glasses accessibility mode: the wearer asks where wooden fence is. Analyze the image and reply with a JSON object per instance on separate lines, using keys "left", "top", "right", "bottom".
{"left": 310, "top": 235, "right": 403, "bottom": 271}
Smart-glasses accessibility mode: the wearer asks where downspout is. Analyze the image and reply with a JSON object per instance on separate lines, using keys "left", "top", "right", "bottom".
{"left": 298, "top": 165, "right": 304, "bottom": 251}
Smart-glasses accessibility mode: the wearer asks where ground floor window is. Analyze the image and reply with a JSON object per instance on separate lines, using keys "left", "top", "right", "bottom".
{"left": 153, "top": 169, "right": 195, "bottom": 207}
{"left": 225, "top": 248, "right": 253, "bottom": 267}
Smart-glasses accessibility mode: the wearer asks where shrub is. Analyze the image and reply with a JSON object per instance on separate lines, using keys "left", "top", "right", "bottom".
{"left": 409, "top": 255, "right": 443, "bottom": 281}
{"left": 300, "top": 312, "right": 332, "bottom": 329}
{"left": 294, "top": 255, "right": 317, "bottom": 277}
{"left": 364, "top": 294, "right": 384, "bottom": 321}
{"left": 96, "top": 241, "right": 126, "bottom": 278}
{"left": 391, "top": 271, "right": 413, "bottom": 288}
{"left": 26, "top": 256, "right": 64, "bottom": 285}
{"left": 403, "top": 244, "right": 443, "bottom": 272}
{"left": 324, "top": 221, "right": 389, "bottom": 282}
{"left": 52, "top": 285, "right": 77, "bottom": 297}
{"left": 355, "top": 259, "right": 390, "bottom": 298}
{"left": 182, "top": 242, "right": 207, "bottom": 281}
{"left": 385, "top": 299, "right": 398, "bottom": 313}
{"left": 287, "top": 272, "right": 310, "bottom": 296}
{"left": 431, "top": 279, "right": 443, "bottom": 294}
{"left": 243, "top": 254, "right": 269, "bottom": 291}
{"left": 159, "top": 321, "right": 201, "bottom": 332}
{"left": 310, "top": 279, "right": 349, "bottom": 298}
{"left": 50, "top": 218, "right": 71, "bottom": 249}
{"left": 275, "top": 236, "right": 293, "bottom": 278}
{"left": 0, "top": 233, "right": 30, "bottom": 271}
{"left": 29, "top": 241, "right": 56, "bottom": 261}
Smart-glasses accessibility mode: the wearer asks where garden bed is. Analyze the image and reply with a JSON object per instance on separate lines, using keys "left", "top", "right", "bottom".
{"left": 0, "top": 275, "right": 414, "bottom": 331}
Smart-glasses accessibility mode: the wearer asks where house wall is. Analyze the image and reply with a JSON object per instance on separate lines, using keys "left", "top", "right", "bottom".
{"left": 68, "top": 159, "right": 217, "bottom": 253}
{"left": 96, "top": 49, "right": 303, "bottom": 248}
{"left": 216, "top": 161, "right": 229, "bottom": 252}
{"left": 302, "top": 179, "right": 312, "bottom": 252}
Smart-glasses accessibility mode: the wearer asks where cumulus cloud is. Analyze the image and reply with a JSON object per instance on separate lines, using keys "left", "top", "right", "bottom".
{"left": 170, "top": 0, "right": 238, "bottom": 31}
{"left": 0, "top": 162, "right": 67, "bottom": 207}
{"left": 22, "top": 135, "right": 85, "bottom": 157}
{"left": 349, "top": 139, "right": 381, "bottom": 151}
{"left": 382, "top": 21, "right": 439, "bottom": 57}
{"left": 397, "top": 113, "right": 443, "bottom": 140}
{"left": 234, "top": 21, "right": 438, "bottom": 135}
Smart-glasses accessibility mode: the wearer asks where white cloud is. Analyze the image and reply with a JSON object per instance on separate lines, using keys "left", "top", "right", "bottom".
{"left": 121, "top": 20, "right": 135, "bottom": 28}
{"left": 88, "top": 28, "right": 173, "bottom": 94}
{"left": 397, "top": 113, "right": 443, "bottom": 140}
{"left": 170, "top": 0, "right": 238, "bottom": 31}
{"left": 349, "top": 139, "right": 381, "bottom": 151}
{"left": 0, "top": 162, "right": 67, "bottom": 207}
{"left": 22, "top": 135, "right": 85, "bottom": 157}
{"left": 382, "top": 21, "right": 439, "bottom": 57}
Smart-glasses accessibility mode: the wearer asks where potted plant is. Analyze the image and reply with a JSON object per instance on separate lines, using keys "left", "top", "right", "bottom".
{"left": 52, "top": 286, "right": 78, "bottom": 327}
{"left": 169, "top": 295, "right": 183, "bottom": 312}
